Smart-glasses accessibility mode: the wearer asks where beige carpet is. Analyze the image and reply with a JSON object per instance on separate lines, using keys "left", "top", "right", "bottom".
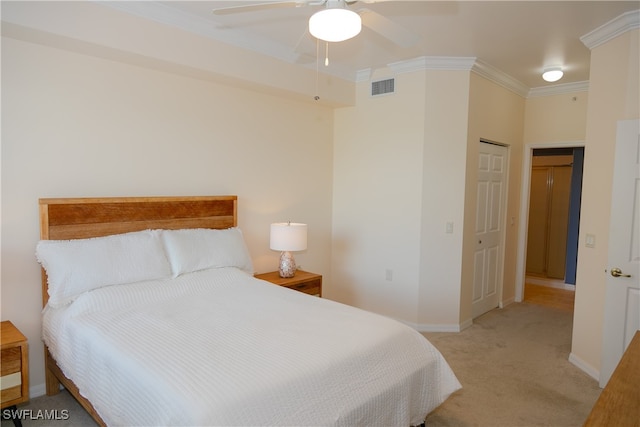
{"left": 2, "top": 302, "right": 599, "bottom": 427}
{"left": 424, "top": 302, "right": 600, "bottom": 427}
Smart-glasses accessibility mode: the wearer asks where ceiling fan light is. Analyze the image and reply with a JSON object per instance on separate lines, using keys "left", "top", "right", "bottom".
{"left": 542, "top": 67, "right": 563, "bottom": 82}
{"left": 309, "top": 8, "right": 361, "bottom": 42}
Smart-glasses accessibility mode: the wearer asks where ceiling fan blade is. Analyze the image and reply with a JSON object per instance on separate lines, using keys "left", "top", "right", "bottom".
{"left": 212, "top": 1, "right": 303, "bottom": 15}
{"left": 358, "top": 8, "right": 419, "bottom": 48}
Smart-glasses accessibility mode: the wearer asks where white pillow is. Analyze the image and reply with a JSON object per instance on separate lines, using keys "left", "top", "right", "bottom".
{"left": 161, "top": 227, "right": 254, "bottom": 276}
{"left": 36, "top": 229, "right": 172, "bottom": 307}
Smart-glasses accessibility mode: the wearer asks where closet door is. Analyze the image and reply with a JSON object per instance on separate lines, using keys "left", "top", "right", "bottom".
{"left": 526, "top": 164, "right": 572, "bottom": 279}
{"left": 526, "top": 167, "right": 550, "bottom": 275}
{"left": 546, "top": 166, "right": 572, "bottom": 279}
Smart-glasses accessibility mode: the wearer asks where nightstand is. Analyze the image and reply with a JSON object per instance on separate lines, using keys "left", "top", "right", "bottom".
{"left": 255, "top": 270, "right": 322, "bottom": 297}
{"left": 1, "top": 321, "right": 29, "bottom": 416}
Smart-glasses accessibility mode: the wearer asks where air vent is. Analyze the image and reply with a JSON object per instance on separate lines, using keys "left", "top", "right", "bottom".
{"left": 371, "top": 78, "right": 395, "bottom": 96}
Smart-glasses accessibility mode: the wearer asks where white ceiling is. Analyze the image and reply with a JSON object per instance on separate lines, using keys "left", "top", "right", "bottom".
{"left": 102, "top": 1, "right": 640, "bottom": 90}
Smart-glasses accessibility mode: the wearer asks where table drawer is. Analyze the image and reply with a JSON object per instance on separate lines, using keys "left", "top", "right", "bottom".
{"left": 286, "top": 278, "right": 321, "bottom": 296}
{"left": 1, "top": 348, "right": 21, "bottom": 376}
{"left": 1, "top": 347, "right": 23, "bottom": 405}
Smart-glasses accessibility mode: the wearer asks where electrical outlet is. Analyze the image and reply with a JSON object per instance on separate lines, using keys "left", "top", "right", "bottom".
{"left": 446, "top": 222, "right": 454, "bottom": 234}
{"left": 385, "top": 269, "right": 393, "bottom": 281}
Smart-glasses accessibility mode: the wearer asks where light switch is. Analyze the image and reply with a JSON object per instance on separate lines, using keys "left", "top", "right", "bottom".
{"left": 586, "top": 234, "right": 596, "bottom": 248}
{"left": 446, "top": 222, "right": 454, "bottom": 234}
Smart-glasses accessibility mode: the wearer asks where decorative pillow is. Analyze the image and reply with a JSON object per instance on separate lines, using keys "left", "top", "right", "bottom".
{"left": 36, "top": 229, "right": 172, "bottom": 307}
{"left": 161, "top": 227, "right": 254, "bottom": 276}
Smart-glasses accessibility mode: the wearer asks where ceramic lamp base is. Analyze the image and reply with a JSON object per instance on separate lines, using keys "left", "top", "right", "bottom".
{"left": 279, "top": 251, "right": 297, "bottom": 278}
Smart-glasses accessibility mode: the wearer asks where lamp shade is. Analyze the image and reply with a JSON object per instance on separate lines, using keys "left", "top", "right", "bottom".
{"left": 270, "top": 223, "right": 307, "bottom": 252}
{"left": 309, "top": 8, "right": 361, "bottom": 42}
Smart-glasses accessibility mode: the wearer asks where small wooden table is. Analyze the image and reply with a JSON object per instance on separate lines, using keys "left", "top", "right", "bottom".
{"left": 1, "top": 321, "right": 29, "bottom": 427}
{"left": 584, "top": 330, "right": 640, "bottom": 427}
{"left": 255, "top": 270, "right": 322, "bottom": 297}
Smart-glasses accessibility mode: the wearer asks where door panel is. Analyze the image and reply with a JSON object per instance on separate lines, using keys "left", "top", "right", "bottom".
{"left": 472, "top": 142, "right": 507, "bottom": 318}
{"left": 490, "top": 180, "right": 502, "bottom": 231}
{"left": 600, "top": 119, "right": 640, "bottom": 387}
{"left": 476, "top": 181, "right": 488, "bottom": 234}
{"left": 526, "top": 164, "right": 572, "bottom": 279}
{"left": 487, "top": 246, "right": 498, "bottom": 295}
{"left": 547, "top": 166, "right": 572, "bottom": 279}
{"left": 526, "top": 168, "right": 550, "bottom": 275}
{"left": 472, "top": 251, "right": 485, "bottom": 303}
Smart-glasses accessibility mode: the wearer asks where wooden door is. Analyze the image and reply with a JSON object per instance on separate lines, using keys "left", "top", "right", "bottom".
{"left": 526, "top": 167, "right": 551, "bottom": 275}
{"left": 600, "top": 119, "right": 640, "bottom": 387}
{"left": 547, "top": 166, "right": 572, "bottom": 279}
{"left": 526, "top": 164, "right": 572, "bottom": 280}
{"left": 472, "top": 142, "right": 507, "bottom": 318}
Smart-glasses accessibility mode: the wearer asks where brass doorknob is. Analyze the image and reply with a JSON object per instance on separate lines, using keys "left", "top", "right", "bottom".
{"left": 611, "top": 268, "right": 631, "bottom": 278}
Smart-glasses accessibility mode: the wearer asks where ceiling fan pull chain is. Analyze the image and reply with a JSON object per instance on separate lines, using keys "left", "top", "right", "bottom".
{"left": 314, "top": 38, "right": 320, "bottom": 101}
{"left": 325, "top": 41, "right": 329, "bottom": 66}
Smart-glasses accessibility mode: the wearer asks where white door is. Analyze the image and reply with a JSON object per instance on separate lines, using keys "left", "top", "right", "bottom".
{"left": 472, "top": 142, "right": 507, "bottom": 318}
{"left": 600, "top": 119, "right": 640, "bottom": 387}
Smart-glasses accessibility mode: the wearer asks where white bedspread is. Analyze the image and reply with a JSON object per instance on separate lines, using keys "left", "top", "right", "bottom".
{"left": 42, "top": 267, "right": 460, "bottom": 426}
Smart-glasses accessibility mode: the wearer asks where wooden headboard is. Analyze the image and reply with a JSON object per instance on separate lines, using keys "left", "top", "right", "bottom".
{"left": 39, "top": 196, "right": 238, "bottom": 307}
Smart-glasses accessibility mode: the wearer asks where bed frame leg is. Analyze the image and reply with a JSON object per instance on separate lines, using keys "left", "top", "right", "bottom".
{"left": 45, "top": 371, "right": 60, "bottom": 395}
{"left": 44, "top": 349, "right": 60, "bottom": 395}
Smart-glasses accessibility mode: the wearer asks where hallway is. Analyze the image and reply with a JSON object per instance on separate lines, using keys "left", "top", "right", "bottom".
{"left": 524, "top": 282, "right": 575, "bottom": 312}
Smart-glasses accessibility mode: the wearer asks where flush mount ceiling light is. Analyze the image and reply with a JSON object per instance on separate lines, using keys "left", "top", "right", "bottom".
{"left": 542, "top": 67, "right": 564, "bottom": 82}
{"left": 309, "top": 5, "right": 362, "bottom": 42}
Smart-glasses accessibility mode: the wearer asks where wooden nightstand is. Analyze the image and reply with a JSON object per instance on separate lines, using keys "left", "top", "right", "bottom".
{"left": 255, "top": 270, "right": 322, "bottom": 297}
{"left": 1, "top": 321, "right": 29, "bottom": 411}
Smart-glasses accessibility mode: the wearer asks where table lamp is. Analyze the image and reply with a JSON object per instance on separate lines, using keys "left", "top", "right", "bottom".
{"left": 270, "top": 222, "right": 307, "bottom": 278}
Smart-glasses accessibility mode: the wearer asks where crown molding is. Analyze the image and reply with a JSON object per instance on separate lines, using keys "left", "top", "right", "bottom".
{"left": 355, "top": 69, "right": 372, "bottom": 82}
{"left": 471, "top": 59, "right": 529, "bottom": 97}
{"left": 388, "top": 56, "right": 477, "bottom": 74}
{"left": 356, "top": 56, "right": 531, "bottom": 97}
{"left": 355, "top": 56, "right": 476, "bottom": 82}
{"left": 528, "top": 81, "right": 589, "bottom": 98}
{"left": 580, "top": 9, "right": 640, "bottom": 50}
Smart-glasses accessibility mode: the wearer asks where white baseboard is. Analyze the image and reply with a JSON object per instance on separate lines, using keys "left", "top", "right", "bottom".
{"left": 414, "top": 318, "right": 473, "bottom": 333}
{"left": 392, "top": 315, "right": 466, "bottom": 333}
{"left": 568, "top": 352, "right": 600, "bottom": 382}
{"left": 415, "top": 324, "right": 462, "bottom": 333}
{"left": 30, "top": 382, "right": 47, "bottom": 398}
{"left": 500, "top": 297, "right": 515, "bottom": 308}
{"left": 458, "top": 318, "right": 473, "bottom": 331}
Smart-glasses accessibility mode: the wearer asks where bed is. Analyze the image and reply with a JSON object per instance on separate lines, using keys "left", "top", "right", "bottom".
{"left": 37, "top": 196, "right": 461, "bottom": 426}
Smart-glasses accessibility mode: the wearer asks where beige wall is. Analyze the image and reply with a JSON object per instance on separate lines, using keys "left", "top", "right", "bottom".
{"left": 331, "top": 70, "right": 426, "bottom": 322}
{"left": 571, "top": 28, "right": 639, "bottom": 377}
{"left": 417, "top": 70, "right": 470, "bottom": 329}
{"left": 520, "top": 28, "right": 639, "bottom": 379}
{"left": 1, "top": 37, "right": 335, "bottom": 394}
{"left": 333, "top": 68, "right": 526, "bottom": 331}
{"left": 521, "top": 91, "right": 589, "bottom": 294}
{"left": 461, "top": 73, "right": 526, "bottom": 322}
{"left": 524, "top": 93, "right": 589, "bottom": 143}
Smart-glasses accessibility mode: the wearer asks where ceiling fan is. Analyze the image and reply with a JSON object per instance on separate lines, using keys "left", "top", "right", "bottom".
{"left": 212, "top": 0, "right": 419, "bottom": 48}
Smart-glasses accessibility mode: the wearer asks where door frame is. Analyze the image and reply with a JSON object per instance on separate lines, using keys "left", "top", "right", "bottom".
{"left": 515, "top": 140, "right": 585, "bottom": 302}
